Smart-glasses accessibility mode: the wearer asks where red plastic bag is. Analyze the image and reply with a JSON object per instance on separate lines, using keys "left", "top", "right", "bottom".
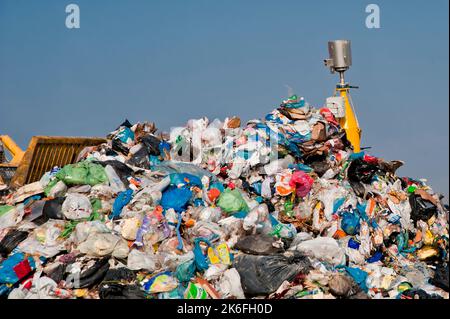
{"left": 289, "top": 171, "right": 314, "bottom": 197}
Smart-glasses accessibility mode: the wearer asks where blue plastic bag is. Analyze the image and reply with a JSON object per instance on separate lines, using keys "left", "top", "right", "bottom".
{"left": 367, "top": 251, "right": 383, "bottom": 263}
{"left": 341, "top": 211, "right": 361, "bottom": 235}
{"left": 193, "top": 238, "right": 211, "bottom": 272}
{"left": 110, "top": 189, "right": 133, "bottom": 220}
{"left": 348, "top": 238, "right": 360, "bottom": 249}
{"left": 117, "top": 127, "right": 134, "bottom": 143}
{"left": 333, "top": 198, "right": 346, "bottom": 213}
{"left": 0, "top": 253, "right": 36, "bottom": 285}
{"left": 344, "top": 266, "right": 368, "bottom": 292}
{"left": 161, "top": 187, "right": 192, "bottom": 212}
{"left": 357, "top": 202, "right": 369, "bottom": 221}
{"left": 169, "top": 173, "right": 202, "bottom": 188}
{"left": 251, "top": 182, "right": 262, "bottom": 195}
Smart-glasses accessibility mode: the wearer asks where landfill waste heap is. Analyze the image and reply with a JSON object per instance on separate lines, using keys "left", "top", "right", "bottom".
{"left": 0, "top": 94, "right": 448, "bottom": 300}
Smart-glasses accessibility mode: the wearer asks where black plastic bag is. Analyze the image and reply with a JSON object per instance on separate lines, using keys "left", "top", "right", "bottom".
{"left": 115, "top": 119, "right": 133, "bottom": 130}
{"left": 31, "top": 197, "right": 65, "bottom": 226}
{"left": 111, "top": 138, "right": 130, "bottom": 155}
{"left": 235, "top": 234, "right": 284, "bottom": 255}
{"left": 302, "top": 154, "right": 331, "bottom": 177}
{"left": 99, "top": 284, "right": 146, "bottom": 299}
{"left": 76, "top": 257, "right": 110, "bottom": 288}
{"left": 43, "top": 197, "right": 65, "bottom": 219}
{"left": 309, "top": 160, "right": 331, "bottom": 177}
{"left": 233, "top": 251, "right": 311, "bottom": 295}
{"left": 127, "top": 146, "right": 150, "bottom": 169}
{"left": 102, "top": 267, "right": 136, "bottom": 282}
{"left": 46, "top": 263, "right": 67, "bottom": 284}
{"left": 0, "top": 229, "right": 29, "bottom": 257}
{"left": 347, "top": 158, "right": 379, "bottom": 184}
{"left": 140, "top": 135, "right": 161, "bottom": 156}
{"left": 430, "top": 264, "right": 449, "bottom": 292}
{"left": 349, "top": 180, "right": 366, "bottom": 198}
{"left": 401, "top": 288, "right": 443, "bottom": 299}
{"left": 409, "top": 194, "right": 437, "bottom": 225}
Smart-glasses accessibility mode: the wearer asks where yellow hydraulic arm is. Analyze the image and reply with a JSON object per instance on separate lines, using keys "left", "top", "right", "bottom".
{"left": 0, "top": 135, "right": 25, "bottom": 165}
{"left": 336, "top": 87, "right": 361, "bottom": 153}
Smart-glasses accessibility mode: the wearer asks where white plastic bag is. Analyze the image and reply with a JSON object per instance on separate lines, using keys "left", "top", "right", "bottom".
{"left": 105, "top": 165, "right": 126, "bottom": 193}
{"left": 62, "top": 193, "right": 92, "bottom": 220}
{"left": 290, "top": 237, "right": 346, "bottom": 266}
{"left": 127, "top": 249, "right": 156, "bottom": 271}
{"left": 77, "top": 232, "right": 129, "bottom": 258}
{"left": 218, "top": 268, "right": 245, "bottom": 299}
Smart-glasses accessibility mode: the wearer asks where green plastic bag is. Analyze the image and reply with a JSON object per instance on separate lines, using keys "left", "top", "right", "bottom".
{"left": 55, "top": 161, "right": 107, "bottom": 186}
{"left": 44, "top": 179, "right": 59, "bottom": 197}
{"left": 217, "top": 189, "right": 249, "bottom": 214}
{"left": 0, "top": 205, "right": 14, "bottom": 217}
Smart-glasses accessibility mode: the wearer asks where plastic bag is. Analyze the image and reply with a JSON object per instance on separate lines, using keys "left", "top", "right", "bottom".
{"left": 120, "top": 216, "right": 141, "bottom": 241}
{"left": 218, "top": 268, "right": 245, "bottom": 299}
{"left": 289, "top": 171, "right": 314, "bottom": 198}
{"left": 289, "top": 237, "right": 346, "bottom": 266}
{"left": 45, "top": 180, "right": 67, "bottom": 198}
{"left": 430, "top": 264, "right": 449, "bottom": 292}
{"left": 74, "top": 257, "right": 110, "bottom": 289}
{"left": 328, "top": 273, "right": 357, "bottom": 297}
{"left": 217, "top": 189, "right": 249, "bottom": 214}
{"left": 0, "top": 205, "right": 25, "bottom": 229}
{"left": 409, "top": 194, "right": 438, "bottom": 225}
{"left": 347, "top": 158, "right": 379, "bottom": 184}
{"left": 263, "top": 156, "right": 295, "bottom": 176}
{"left": 169, "top": 173, "right": 203, "bottom": 188}
{"left": 341, "top": 211, "right": 360, "bottom": 235}
{"left": 127, "top": 249, "right": 157, "bottom": 271}
{"left": 77, "top": 233, "right": 129, "bottom": 258}
{"left": 110, "top": 189, "right": 133, "bottom": 220}
{"left": 99, "top": 284, "right": 145, "bottom": 299}
{"left": 233, "top": 251, "right": 311, "bottom": 295}
{"left": 62, "top": 193, "right": 92, "bottom": 220}
{"left": 235, "top": 234, "right": 283, "bottom": 255}
{"left": 55, "top": 161, "right": 108, "bottom": 186}
{"left": 184, "top": 282, "right": 208, "bottom": 299}
{"left": 0, "top": 229, "right": 29, "bottom": 257}
{"left": 161, "top": 186, "right": 192, "bottom": 212}
{"left": 105, "top": 165, "right": 126, "bottom": 193}
{"left": 343, "top": 266, "right": 369, "bottom": 293}
{"left": 175, "top": 260, "right": 196, "bottom": 283}
{"left": 193, "top": 238, "right": 211, "bottom": 272}
{"left": 0, "top": 253, "right": 36, "bottom": 285}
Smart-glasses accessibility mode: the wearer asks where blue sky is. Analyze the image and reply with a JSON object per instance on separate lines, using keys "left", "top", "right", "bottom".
{"left": 0, "top": 0, "right": 448, "bottom": 199}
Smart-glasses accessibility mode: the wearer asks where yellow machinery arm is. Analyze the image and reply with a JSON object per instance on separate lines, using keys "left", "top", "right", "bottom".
{"left": 0, "top": 135, "right": 25, "bottom": 165}
{"left": 337, "top": 88, "right": 361, "bottom": 153}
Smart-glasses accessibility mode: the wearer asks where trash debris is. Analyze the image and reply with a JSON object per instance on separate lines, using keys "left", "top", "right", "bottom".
{"left": 0, "top": 93, "right": 448, "bottom": 299}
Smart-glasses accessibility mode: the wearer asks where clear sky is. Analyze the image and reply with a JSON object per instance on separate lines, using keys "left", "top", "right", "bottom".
{"left": 1, "top": 0, "right": 448, "bottom": 199}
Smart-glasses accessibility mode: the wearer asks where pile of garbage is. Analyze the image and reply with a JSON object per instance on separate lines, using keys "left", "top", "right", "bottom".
{"left": 0, "top": 94, "right": 448, "bottom": 299}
